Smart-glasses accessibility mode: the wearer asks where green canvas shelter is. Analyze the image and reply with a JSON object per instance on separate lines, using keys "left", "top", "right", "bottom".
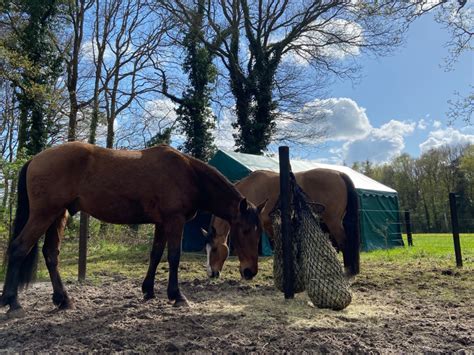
{"left": 183, "top": 150, "right": 403, "bottom": 253}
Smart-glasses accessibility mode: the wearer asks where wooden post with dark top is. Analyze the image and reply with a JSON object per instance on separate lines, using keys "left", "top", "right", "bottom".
{"left": 449, "top": 193, "right": 463, "bottom": 268}
{"left": 78, "top": 212, "right": 89, "bottom": 281}
{"left": 279, "top": 146, "right": 294, "bottom": 299}
{"left": 404, "top": 210, "right": 413, "bottom": 246}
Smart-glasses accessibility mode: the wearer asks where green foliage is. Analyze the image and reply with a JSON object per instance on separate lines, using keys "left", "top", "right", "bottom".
{"left": 459, "top": 145, "right": 474, "bottom": 189}
{"left": 0, "top": 149, "right": 30, "bottom": 181}
{"left": 146, "top": 127, "right": 173, "bottom": 147}
{"left": 0, "top": 150, "right": 31, "bottom": 233}
{"left": 1, "top": 0, "right": 64, "bottom": 155}
{"left": 176, "top": 1, "right": 216, "bottom": 162}
{"left": 356, "top": 144, "right": 474, "bottom": 233}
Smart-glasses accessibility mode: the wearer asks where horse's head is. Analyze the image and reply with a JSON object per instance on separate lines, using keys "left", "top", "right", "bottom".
{"left": 229, "top": 198, "right": 267, "bottom": 280}
{"left": 202, "top": 225, "right": 228, "bottom": 278}
{"left": 203, "top": 198, "right": 266, "bottom": 280}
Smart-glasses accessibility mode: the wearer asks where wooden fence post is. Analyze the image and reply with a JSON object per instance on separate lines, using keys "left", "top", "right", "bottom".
{"left": 448, "top": 193, "right": 463, "bottom": 268}
{"left": 78, "top": 212, "right": 89, "bottom": 282}
{"left": 279, "top": 146, "right": 294, "bottom": 299}
{"left": 404, "top": 210, "right": 413, "bottom": 246}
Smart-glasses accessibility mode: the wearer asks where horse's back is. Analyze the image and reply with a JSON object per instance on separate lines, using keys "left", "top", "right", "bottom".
{"left": 237, "top": 168, "right": 349, "bottom": 240}
{"left": 26, "top": 142, "right": 199, "bottom": 224}
{"left": 239, "top": 168, "right": 348, "bottom": 216}
{"left": 296, "top": 168, "right": 348, "bottom": 214}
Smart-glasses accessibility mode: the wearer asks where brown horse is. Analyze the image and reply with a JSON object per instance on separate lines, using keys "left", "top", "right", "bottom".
{"left": 205, "top": 168, "right": 360, "bottom": 278}
{"left": 0, "top": 142, "right": 264, "bottom": 315}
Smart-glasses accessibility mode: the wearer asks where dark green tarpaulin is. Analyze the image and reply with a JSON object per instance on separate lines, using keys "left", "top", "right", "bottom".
{"left": 182, "top": 150, "right": 403, "bottom": 253}
{"left": 357, "top": 189, "right": 404, "bottom": 251}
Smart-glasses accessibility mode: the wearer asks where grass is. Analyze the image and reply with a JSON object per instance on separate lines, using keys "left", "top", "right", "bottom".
{"left": 359, "top": 233, "right": 473, "bottom": 304}
{"left": 364, "top": 233, "right": 474, "bottom": 265}
{"left": 0, "top": 233, "right": 472, "bottom": 285}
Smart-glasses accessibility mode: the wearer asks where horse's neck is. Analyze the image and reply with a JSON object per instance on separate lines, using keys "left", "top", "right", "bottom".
{"left": 193, "top": 159, "right": 241, "bottom": 222}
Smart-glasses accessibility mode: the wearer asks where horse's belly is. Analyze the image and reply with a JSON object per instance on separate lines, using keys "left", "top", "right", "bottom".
{"left": 80, "top": 195, "right": 153, "bottom": 224}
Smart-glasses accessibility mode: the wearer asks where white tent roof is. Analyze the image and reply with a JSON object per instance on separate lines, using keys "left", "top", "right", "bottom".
{"left": 221, "top": 150, "right": 397, "bottom": 194}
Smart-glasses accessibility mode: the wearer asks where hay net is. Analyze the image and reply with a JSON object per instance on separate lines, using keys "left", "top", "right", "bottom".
{"left": 270, "top": 173, "right": 352, "bottom": 310}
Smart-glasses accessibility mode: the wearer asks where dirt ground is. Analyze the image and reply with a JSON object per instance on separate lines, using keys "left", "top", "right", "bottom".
{"left": 0, "top": 265, "right": 472, "bottom": 353}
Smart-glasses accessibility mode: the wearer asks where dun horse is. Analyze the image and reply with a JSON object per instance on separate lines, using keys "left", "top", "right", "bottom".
{"left": 204, "top": 169, "right": 360, "bottom": 278}
{"left": 0, "top": 142, "right": 264, "bottom": 316}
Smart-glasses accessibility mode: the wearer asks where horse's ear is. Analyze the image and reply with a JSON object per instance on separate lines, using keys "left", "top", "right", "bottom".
{"left": 256, "top": 199, "right": 268, "bottom": 214}
{"left": 239, "top": 198, "right": 248, "bottom": 214}
{"left": 201, "top": 226, "right": 217, "bottom": 241}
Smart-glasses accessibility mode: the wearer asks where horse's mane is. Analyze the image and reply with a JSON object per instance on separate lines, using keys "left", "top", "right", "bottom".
{"left": 188, "top": 156, "right": 243, "bottom": 201}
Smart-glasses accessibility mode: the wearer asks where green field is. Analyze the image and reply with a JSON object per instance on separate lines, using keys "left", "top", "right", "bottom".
{"left": 364, "top": 233, "right": 474, "bottom": 264}
{"left": 1, "top": 233, "right": 472, "bottom": 284}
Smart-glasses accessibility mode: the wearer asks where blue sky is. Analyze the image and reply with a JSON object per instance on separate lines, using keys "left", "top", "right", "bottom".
{"left": 297, "top": 12, "right": 474, "bottom": 165}
{"left": 244, "top": 12, "right": 472, "bottom": 165}
{"left": 112, "top": 10, "right": 472, "bottom": 165}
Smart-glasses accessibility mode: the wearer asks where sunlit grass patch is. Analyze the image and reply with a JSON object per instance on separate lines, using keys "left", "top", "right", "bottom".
{"left": 362, "top": 233, "right": 474, "bottom": 267}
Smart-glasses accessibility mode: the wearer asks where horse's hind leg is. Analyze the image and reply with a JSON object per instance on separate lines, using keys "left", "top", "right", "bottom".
{"left": 1, "top": 215, "right": 56, "bottom": 314}
{"left": 43, "top": 210, "right": 73, "bottom": 309}
{"left": 142, "top": 224, "right": 167, "bottom": 300}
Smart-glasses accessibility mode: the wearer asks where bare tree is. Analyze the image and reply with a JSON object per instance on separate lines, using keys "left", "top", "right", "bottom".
{"left": 62, "top": 0, "right": 95, "bottom": 142}
{"left": 91, "top": 0, "right": 170, "bottom": 148}
{"left": 162, "top": 0, "right": 421, "bottom": 154}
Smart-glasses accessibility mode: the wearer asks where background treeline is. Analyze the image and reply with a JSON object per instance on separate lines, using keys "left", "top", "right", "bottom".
{"left": 0, "top": 0, "right": 471, "bottom": 238}
{"left": 352, "top": 144, "right": 474, "bottom": 233}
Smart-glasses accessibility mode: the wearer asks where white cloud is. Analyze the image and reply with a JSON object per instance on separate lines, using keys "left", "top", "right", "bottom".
{"left": 433, "top": 120, "right": 442, "bottom": 128}
{"left": 143, "top": 98, "right": 178, "bottom": 123}
{"left": 291, "top": 97, "right": 372, "bottom": 142}
{"left": 285, "top": 19, "right": 363, "bottom": 65}
{"left": 377, "top": 120, "right": 416, "bottom": 138}
{"left": 214, "top": 109, "right": 237, "bottom": 150}
{"left": 81, "top": 40, "right": 114, "bottom": 62}
{"left": 417, "top": 118, "right": 427, "bottom": 130}
{"left": 341, "top": 120, "right": 415, "bottom": 164}
{"left": 343, "top": 136, "right": 403, "bottom": 164}
{"left": 274, "top": 96, "right": 415, "bottom": 164}
{"left": 419, "top": 128, "right": 474, "bottom": 153}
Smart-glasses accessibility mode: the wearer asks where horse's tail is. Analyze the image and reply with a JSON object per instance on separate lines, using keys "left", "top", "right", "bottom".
{"left": 341, "top": 172, "right": 360, "bottom": 276}
{"left": 4, "top": 160, "right": 37, "bottom": 289}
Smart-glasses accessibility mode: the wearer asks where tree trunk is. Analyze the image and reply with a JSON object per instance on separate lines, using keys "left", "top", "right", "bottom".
{"left": 2, "top": 178, "right": 9, "bottom": 221}
{"left": 423, "top": 199, "right": 431, "bottom": 232}
{"left": 106, "top": 117, "right": 115, "bottom": 148}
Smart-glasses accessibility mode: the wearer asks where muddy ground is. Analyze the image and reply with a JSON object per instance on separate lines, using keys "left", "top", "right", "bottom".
{"left": 0, "top": 263, "right": 472, "bottom": 353}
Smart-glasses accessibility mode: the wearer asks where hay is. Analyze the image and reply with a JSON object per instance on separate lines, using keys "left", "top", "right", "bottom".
{"left": 271, "top": 175, "right": 351, "bottom": 310}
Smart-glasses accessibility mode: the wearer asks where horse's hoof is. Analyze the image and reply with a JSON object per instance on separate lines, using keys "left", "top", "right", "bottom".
{"left": 143, "top": 293, "right": 155, "bottom": 301}
{"left": 173, "top": 298, "right": 190, "bottom": 308}
{"left": 7, "top": 307, "right": 25, "bottom": 319}
{"left": 58, "top": 299, "right": 75, "bottom": 310}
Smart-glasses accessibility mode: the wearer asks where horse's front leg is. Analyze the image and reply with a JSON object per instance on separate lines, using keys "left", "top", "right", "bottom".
{"left": 142, "top": 225, "right": 166, "bottom": 300}
{"left": 164, "top": 217, "right": 189, "bottom": 307}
